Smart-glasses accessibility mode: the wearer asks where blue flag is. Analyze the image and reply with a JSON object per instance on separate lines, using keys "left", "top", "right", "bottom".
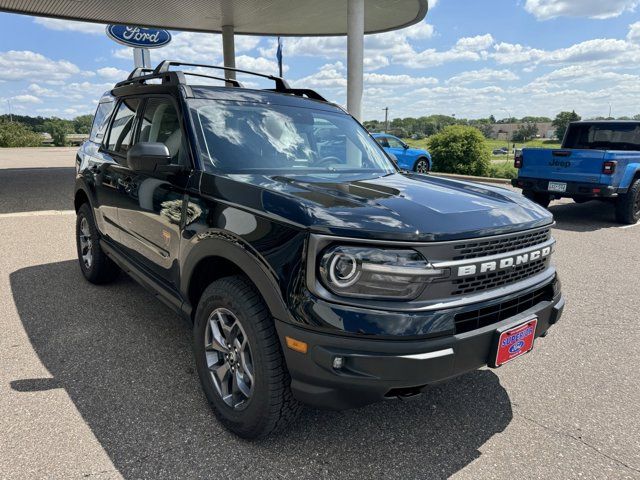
{"left": 276, "top": 37, "right": 283, "bottom": 77}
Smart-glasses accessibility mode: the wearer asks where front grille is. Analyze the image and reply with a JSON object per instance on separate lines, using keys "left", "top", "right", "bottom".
{"left": 454, "top": 285, "right": 553, "bottom": 334}
{"left": 451, "top": 258, "right": 547, "bottom": 296}
{"left": 452, "top": 228, "right": 550, "bottom": 260}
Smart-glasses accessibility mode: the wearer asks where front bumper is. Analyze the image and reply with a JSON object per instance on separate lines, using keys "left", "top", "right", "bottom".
{"left": 277, "top": 290, "right": 564, "bottom": 410}
{"left": 512, "top": 177, "right": 617, "bottom": 198}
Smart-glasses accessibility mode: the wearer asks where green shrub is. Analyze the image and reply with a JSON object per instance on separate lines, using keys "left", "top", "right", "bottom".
{"left": 0, "top": 121, "right": 42, "bottom": 147}
{"left": 428, "top": 125, "right": 490, "bottom": 176}
{"left": 488, "top": 162, "right": 518, "bottom": 179}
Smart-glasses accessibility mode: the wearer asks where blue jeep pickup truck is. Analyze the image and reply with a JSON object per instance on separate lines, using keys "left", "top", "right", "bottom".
{"left": 512, "top": 121, "right": 640, "bottom": 224}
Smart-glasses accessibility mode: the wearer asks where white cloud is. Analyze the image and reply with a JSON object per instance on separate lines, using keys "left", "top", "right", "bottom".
{"left": 114, "top": 31, "right": 261, "bottom": 64}
{"left": 525, "top": 0, "right": 640, "bottom": 20}
{"left": 400, "top": 35, "right": 495, "bottom": 69}
{"left": 11, "top": 94, "right": 42, "bottom": 104}
{"left": 364, "top": 73, "right": 438, "bottom": 86}
{"left": 34, "top": 17, "right": 105, "bottom": 34}
{"left": 96, "top": 67, "right": 129, "bottom": 81}
{"left": 447, "top": 68, "right": 519, "bottom": 85}
{"left": 27, "top": 84, "right": 60, "bottom": 97}
{"left": 628, "top": 21, "right": 640, "bottom": 43}
{"left": 0, "top": 50, "right": 80, "bottom": 82}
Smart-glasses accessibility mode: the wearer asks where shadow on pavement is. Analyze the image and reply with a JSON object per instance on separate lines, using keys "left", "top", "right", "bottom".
{"left": 10, "top": 260, "right": 513, "bottom": 479}
{"left": 0, "top": 167, "right": 75, "bottom": 214}
{"left": 549, "top": 199, "right": 620, "bottom": 232}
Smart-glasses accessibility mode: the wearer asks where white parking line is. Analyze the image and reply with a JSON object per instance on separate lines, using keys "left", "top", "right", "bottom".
{"left": 620, "top": 222, "right": 640, "bottom": 229}
{"left": 0, "top": 210, "right": 75, "bottom": 218}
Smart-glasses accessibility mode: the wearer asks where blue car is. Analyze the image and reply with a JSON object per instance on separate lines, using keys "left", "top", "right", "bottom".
{"left": 372, "top": 133, "right": 432, "bottom": 173}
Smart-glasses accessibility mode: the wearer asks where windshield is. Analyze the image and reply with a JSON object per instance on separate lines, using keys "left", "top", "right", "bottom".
{"left": 563, "top": 123, "right": 640, "bottom": 150}
{"left": 189, "top": 100, "right": 395, "bottom": 177}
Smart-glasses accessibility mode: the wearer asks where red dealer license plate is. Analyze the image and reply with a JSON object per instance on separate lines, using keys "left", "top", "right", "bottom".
{"left": 493, "top": 318, "right": 538, "bottom": 367}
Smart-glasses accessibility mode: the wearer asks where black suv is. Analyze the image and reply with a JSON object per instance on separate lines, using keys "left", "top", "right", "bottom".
{"left": 75, "top": 61, "right": 564, "bottom": 438}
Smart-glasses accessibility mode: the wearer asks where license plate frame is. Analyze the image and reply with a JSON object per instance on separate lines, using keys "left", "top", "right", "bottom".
{"left": 548, "top": 181, "right": 567, "bottom": 192}
{"left": 489, "top": 317, "right": 538, "bottom": 368}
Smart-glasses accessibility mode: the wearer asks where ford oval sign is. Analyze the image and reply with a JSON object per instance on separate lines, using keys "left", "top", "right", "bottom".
{"left": 106, "top": 25, "right": 171, "bottom": 49}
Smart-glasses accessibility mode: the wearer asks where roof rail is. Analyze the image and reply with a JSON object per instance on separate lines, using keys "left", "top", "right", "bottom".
{"left": 115, "top": 62, "right": 327, "bottom": 102}
{"left": 127, "top": 67, "right": 154, "bottom": 80}
{"left": 154, "top": 61, "right": 291, "bottom": 91}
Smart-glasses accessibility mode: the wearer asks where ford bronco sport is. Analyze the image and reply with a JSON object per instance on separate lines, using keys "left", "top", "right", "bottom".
{"left": 75, "top": 61, "right": 564, "bottom": 438}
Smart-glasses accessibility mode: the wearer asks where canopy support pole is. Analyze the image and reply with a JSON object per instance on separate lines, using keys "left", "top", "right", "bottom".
{"left": 347, "top": 0, "right": 364, "bottom": 120}
{"left": 222, "top": 25, "right": 236, "bottom": 81}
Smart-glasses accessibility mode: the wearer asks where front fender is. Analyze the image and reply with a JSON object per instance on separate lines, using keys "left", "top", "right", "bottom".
{"left": 618, "top": 163, "right": 640, "bottom": 190}
{"left": 180, "top": 232, "right": 297, "bottom": 323}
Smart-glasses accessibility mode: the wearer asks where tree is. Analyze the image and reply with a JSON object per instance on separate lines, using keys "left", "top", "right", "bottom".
{"left": 511, "top": 122, "right": 538, "bottom": 142}
{"left": 552, "top": 111, "right": 580, "bottom": 141}
{"left": 0, "top": 121, "right": 42, "bottom": 147}
{"left": 427, "top": 125, "right": 491, "bottom": 176}
{"left": 73, "top": 114, "right": 94, "bottom": 134}
{"left": 43, "top": 119, "right": 72, "bottom": 146}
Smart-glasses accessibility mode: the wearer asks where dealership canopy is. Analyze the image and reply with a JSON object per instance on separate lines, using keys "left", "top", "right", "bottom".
{"left": 0, "top": 0, "right": 428, "bottom": 119}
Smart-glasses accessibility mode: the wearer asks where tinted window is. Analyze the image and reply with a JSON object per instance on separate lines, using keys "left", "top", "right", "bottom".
{"left": 90, "top": 100, "right": 115, "bottom": 143}
{"left": 138, "top": 98, "right": 186, "bottom": 165}
{"left": 564, "top": 123, "right": 640, "bottom": 150}
{"left": 189, "top": 100, "right": 394, "bottom": 176}
{"left": 387, "top": 137, "right": 404, "bottom": 149}
{"left": 106, "top": 98, "right": 140, "bottom": 155}
{"left": 376, "top": 136, "right": 390, "bottom": 148}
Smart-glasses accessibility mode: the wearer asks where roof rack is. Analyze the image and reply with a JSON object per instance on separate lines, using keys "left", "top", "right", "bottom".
{"left": 114, "top": 61, "right": 328, "bottom": 102}
{"left": 154, "top": 61, "right": 291, "bottom": 90}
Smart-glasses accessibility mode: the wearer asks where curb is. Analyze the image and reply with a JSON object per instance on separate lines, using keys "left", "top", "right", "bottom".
{"left": 429, "top": 172, "right": 512, "bottom": 185}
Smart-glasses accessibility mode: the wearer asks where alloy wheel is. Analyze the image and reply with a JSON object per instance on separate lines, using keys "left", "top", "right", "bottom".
{"left": 79, "top": 216, "right": 93, "bottom": 269}
{"left": 204, "top": 308, "right": 254, "bottom": 409}
{"left": 415, "top": 159, "right": 429, "bottom": 174}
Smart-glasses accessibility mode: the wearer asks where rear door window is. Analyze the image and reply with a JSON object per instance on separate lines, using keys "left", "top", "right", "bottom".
{"left": 90, "top": 99, "right": 115, "bottom": 143}
{"left": 105, "top": 98, "right": 141, "bottom": 156}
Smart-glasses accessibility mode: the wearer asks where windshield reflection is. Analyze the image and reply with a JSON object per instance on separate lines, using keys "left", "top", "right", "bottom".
{"left": 190, "top": 100, "right": 394, "bottom": 178}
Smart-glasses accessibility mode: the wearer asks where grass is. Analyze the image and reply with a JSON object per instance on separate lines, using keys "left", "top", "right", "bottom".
{"left": 403, "top": 136, "right": 561, "bottom": 179}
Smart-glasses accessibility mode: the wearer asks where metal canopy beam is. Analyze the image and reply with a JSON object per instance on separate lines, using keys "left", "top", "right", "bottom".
{"left": 0, "top": 0, "right": 428, "bottom": 36}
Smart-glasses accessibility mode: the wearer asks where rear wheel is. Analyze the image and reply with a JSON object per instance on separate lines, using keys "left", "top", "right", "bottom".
{"left": 615, "top": 178, "right": 640, "bottom": 224}
{"left": 523, "top": 190, "right": 551, "bottom": 209}
{"left": 413, "top": 157, "right": 430, "bottom": 174}
{"left": 76, "top": 203, "right": 119, "bottom": 284}
{"left": 193, "top": 275, "right": 301, "bottom": 438}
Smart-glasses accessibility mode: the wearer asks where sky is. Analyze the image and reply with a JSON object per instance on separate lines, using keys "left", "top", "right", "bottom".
{"left": 0, "top": 0, "right": 640, "bottom": 121}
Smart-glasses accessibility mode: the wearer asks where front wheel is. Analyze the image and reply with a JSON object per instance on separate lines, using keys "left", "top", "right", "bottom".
{"left": 193, "top": 275, "right": 301, "bottom": 438}
{"left": 615, "top": 178, "right": 640, "bottom": 224}
{"left": 523, "top": 190, "right": 551, "bottom": 209}
{"left": 413, "top": 157, "right": 430, "bottom": 174}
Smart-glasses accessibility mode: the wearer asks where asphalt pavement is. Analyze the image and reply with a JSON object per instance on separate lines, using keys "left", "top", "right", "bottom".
{"left": 0, "top": 148, "right": 638, "bottom": 479}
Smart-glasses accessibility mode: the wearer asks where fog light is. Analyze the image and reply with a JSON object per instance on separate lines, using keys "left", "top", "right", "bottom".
{"left": 332, "top": 356, "right": 344, "bottom": 369}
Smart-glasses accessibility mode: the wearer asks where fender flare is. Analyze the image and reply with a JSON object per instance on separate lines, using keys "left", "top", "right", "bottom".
{"left": 619, "top": 163, "right": 640, "bottom": 190}
{"left": 181, "top": 234, "right": 293, "bottom": 323}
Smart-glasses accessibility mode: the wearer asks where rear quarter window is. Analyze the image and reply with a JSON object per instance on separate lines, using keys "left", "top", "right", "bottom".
{"left": 89, "top": 100, "right": 115, "bottom": 143}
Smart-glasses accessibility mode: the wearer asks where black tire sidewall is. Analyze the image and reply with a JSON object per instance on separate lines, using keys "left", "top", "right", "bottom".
{"left": 193, "top": 279, "right": 279, "bottom": 437}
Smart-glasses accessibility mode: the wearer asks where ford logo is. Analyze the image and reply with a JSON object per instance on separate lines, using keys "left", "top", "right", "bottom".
{"left": 509, "top": 340, "right": 525, "bottom": 354}
{"left": 106, "top": 25, "right": 172, "bottom": 49}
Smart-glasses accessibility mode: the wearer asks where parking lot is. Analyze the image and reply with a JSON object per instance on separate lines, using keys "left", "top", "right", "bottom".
{"left": 0, "top": 148, "right": 638, "bottom": 479}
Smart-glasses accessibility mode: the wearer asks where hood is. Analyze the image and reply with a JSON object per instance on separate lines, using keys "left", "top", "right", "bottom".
{"left": 200, "top": 172, "right": 553, "bottom": 241}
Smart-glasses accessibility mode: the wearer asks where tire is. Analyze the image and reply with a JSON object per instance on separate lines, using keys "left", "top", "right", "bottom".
{"left": 615, "top": 178, "right": 640, "bottom": 224}
{"left": 193, "top": 275, "right": 301, "bottom": 439}
{"left": 76, "top": 203, "right": 119, "bottom": 284}
{"left": 523, "top": 190, "right": 551, "bottom": 209}
{"left": 413, "top": 157, "right": 430, "bottom": 174}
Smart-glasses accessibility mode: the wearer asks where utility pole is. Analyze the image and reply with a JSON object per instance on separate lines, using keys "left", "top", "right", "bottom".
{"left": 383, "top": 107, "right": 389, "bottom": 132}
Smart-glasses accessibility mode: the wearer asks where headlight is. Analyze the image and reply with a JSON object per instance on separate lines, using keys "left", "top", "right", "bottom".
{"left": 318, "top": 246, "right": 446, "bottom": 300}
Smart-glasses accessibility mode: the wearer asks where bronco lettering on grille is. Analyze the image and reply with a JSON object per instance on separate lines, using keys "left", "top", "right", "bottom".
{"left": 457, "top": 246, "right": 552, "bottom": 277}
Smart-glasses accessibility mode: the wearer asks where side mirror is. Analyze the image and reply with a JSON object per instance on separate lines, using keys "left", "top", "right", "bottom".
{"left": 127, "top": 142, "right": 181, "bottom": 173}
{"left": 402, "top": 143, "right": 409, "bottom": 150}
